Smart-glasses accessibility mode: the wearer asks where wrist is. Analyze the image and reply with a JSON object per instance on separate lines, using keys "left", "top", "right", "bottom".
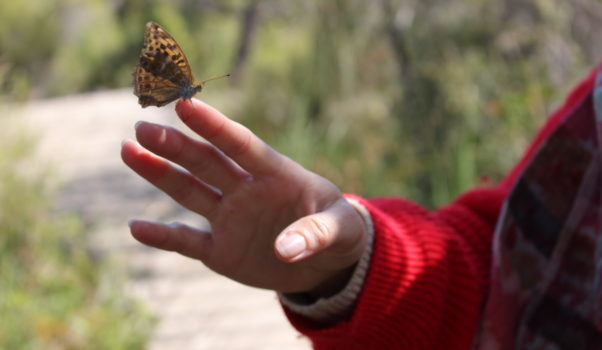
{"left": 307, "top": 263, "right": 358, "bottom": 299}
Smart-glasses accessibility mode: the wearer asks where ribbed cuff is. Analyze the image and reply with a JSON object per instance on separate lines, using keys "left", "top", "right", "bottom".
{"left": 279, "top": 197, "right": 374, "bottom": 323}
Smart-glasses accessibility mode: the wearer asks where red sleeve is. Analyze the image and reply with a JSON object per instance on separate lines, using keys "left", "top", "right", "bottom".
{"left": 284, "top": 63, "right": 601, "bottom": 350}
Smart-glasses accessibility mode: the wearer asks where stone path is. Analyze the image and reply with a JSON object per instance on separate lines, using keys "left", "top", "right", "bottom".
{"left": 11, "top": 90, "right": 311, "bottom": 349}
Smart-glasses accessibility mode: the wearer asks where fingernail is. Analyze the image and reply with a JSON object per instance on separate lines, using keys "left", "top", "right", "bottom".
{"left": 276, "top": 232, "right": 307, "bottom": 259}
{"left": 128, "top": 219, "right": 143, "bottom": 228}
{"left": 135, "top": 120, "right": 144, "bottom": 130}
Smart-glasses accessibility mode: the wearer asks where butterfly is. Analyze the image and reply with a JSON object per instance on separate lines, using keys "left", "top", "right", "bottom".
{"left": 133, "top": 21, "right": 229, "bottom": 108}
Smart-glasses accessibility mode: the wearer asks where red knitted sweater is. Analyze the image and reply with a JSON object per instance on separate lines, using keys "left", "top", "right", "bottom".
{"left": 284, "top": 65, "right": 600, "bottom": 349}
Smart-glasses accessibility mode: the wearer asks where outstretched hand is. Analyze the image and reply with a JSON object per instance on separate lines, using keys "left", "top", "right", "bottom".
{"left": 121, "top": 99, "right": 366, "bottom": 294}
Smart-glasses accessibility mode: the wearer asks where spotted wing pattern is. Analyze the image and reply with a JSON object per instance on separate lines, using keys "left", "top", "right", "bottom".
{"left": 133, "top": 21, "right": 199, "bottom": 108}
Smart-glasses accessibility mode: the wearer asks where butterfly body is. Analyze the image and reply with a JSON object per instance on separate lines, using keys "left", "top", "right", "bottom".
{"left": 133, "top": 21, "right": 227, "bottom": 108}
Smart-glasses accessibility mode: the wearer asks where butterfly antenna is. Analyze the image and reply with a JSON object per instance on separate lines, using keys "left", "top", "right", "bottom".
{"left": 201, "top": 73, "right": 231, "bottom": 84}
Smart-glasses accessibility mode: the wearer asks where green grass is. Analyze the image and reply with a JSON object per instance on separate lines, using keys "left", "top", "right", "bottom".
{"left": 0, "top": 126, "right": 153, "bottom": 349}
{"left": 0, "top": 0, "right": 596, "bottom": 208}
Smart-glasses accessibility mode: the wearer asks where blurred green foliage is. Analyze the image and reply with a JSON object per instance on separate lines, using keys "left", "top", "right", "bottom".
{"left": 1, "top": 0, "right": 600, "bottom": 209}
{"left": 0, "top": 0, "right": 600, "bottom": 346}
{"left": 0, "top": 126, "right": 153, "bottom": 348}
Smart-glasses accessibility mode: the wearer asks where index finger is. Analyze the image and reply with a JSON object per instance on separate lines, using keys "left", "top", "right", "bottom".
{"left": 176, "top": 99, "right": 283, "bottom": 176}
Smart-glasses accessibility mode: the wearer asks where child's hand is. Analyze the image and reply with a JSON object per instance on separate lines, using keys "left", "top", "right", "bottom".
{"left": 121, "top": 99, "right": 367, "bottom": 294}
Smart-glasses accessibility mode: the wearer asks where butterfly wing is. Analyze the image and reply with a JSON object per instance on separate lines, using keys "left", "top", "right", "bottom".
{"left": 133, "top": 64, "right": 184, "bottom": 107}
{"left": 133, "top": 21, "right": 197, "bottom": 107}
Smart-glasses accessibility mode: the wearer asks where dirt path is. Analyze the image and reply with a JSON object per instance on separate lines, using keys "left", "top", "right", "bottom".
{"left": 12, "top": 90, "right": 311, "bottom": 349}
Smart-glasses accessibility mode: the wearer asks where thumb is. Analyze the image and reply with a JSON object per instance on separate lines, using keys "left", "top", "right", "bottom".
{"left": 274, "top": 198, "right": 366, "bottom": 263}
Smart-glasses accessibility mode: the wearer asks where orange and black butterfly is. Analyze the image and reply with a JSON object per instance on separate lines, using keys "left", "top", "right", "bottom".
{"left": 133, "top": 21, "right": 229, "bottom": 108}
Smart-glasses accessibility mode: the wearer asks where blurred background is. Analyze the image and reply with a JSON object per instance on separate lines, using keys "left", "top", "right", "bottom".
{"left": 2, "top": 0, "right": 601, "bottom": 348}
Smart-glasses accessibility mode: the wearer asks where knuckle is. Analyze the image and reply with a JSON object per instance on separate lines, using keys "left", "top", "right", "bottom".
{"left": 188, "top": 143, "right": 216, "bottom": 176}
{"left": 167, "top": 128, "right": 186, "bottom": 157}
{"left": 205, "top": 116, "right": 227, "bottom": 139}
{"left": 306, "top": 216, "right": 331, "bottom": 248}
{"left": 229, "top": 126, "right": 252, "bottom": 156}
{"left": 169, "top": 180, "right": 193, "bottom": 205}
{"left": 165, "top": 222, "right": 185, "bottom": 252}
